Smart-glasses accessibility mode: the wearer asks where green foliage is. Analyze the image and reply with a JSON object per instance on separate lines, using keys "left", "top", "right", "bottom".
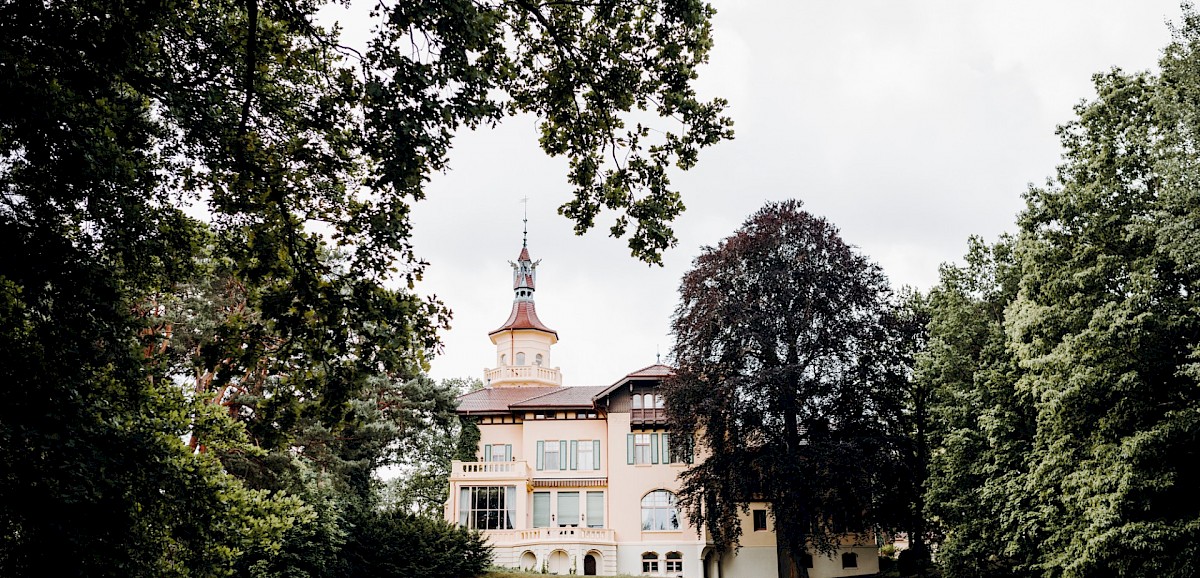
{"left": 922, "top": 9, "right": 1200, "bottom": 577}
{"left": 383, "top": 377, "right": 477, "bottom": 518}
{"left": 340, "top": 510, "right": 490, "bottom": 578}
{"left": 664, "top": 200, "right": 922, "bottom": 575}
{"left": 1, "top": 0, "right": 726, "bottom": 574}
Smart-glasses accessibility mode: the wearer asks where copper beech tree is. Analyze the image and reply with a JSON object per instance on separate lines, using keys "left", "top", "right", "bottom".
{"left": 663, "top": 200, "right": 923, "bottom": 577}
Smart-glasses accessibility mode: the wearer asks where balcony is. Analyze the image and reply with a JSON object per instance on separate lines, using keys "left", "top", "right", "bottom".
{"left": 485, "top": 527, "right": 616, "bottom": 545}
{"left": 484, "top": 365, "right": 563, "bottom": 387}
{"left": 630, "top": 407, "right": 666, "bottom": 426}
{"left": 452, "top": 460, "right": 532, "bottom": 481}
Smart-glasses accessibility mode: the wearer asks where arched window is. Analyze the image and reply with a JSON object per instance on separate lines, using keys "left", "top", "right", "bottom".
{"left": 632, "top": 394, "right": 642, "bottom": 409}
{"left": 643, "top": 393, "right": 654, "bottom": 409}
{"left": 641, "top": 552, "right": 660, "bottom": 573}
{"left": 665, "top": 551, "right": 683, "bottom": 573}
{"left": 841, "top": 552, "right": 858, "bottom": 569}
{"left": 500, "top": 354, "right": 507, "bottom": 366}
{"left": 655, "top": 394, "right": 664, "bottom": 409}
{"left": 516, "top": 352, "right": 526, "bottom": 365}
{"left": 641, "top": 490, "right": 679, "bottom": 531}
{"left": 535, "top": 353, "right": 543, "bottom": 366}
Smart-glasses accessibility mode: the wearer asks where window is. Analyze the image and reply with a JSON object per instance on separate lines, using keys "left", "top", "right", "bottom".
{"left": 535, "top": 353, "right": 543, "bottom": 366}
{"left": 484, "top": 444, "right": 511, "bottom": 462}
{"left": 643, "top": 393, "right": 654, "bottom": 409}
{"left": 753, "top": 509, "right": 767, "bottom": 531}
{"left": 655, "top": 394, "right": 664, "bottom": 408}
{"left": 641, "top": 552, "right": 659, "bottom": 573}
{"left": 577, "top": 440, "right": 595, "bottom": 470}
{"left": 500, "top": 354, "right": 507, "bottom": 365}
{"left": 632, "top": 394, "right": 642, "bottom": 409}
{"left": 586, "top": 491, "right": 604, "bottom": 528}
{"left": 557, "top": 492, "right": 580, "bottom": 527}
{"left": 516, "top": 352, "right": 526, "bottom": 365}
{"left": 533, "top": 492, "right": 551, "bottom": 528}
{"left": 842, "top": 553, "right": 858, "bottom": 569}
{"left": 801, "top": 554, "right": 814, "bottom": 568}
{"left": 664, "top": 433, "right": 693, "bottom": 464}
{"left": 543, "top": 440, "right": 560, "bottom": 470}
{"left": 665, "top": 551, "right": 682, "bottom": 574}
{"left": 641, "top": 490, "right": 679, "bottom": 531}
{"left": 458, "top": 486, "right": 515, "bottom": 530}
{"left": 634, "top": 434, "right": 652, "bottom": 464}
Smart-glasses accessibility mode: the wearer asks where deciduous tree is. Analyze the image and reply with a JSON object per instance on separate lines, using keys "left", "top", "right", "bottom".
{"left": 663, "top": 200, "right": 918, "bottom": 577}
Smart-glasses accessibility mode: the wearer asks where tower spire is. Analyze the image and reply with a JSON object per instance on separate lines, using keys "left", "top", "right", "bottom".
{"left": 521, "top": 196, "right": 529, "bottom": 248}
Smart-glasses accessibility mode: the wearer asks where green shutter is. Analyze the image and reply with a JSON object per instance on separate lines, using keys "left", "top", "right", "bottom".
{"left": 505, "top": 444, "right": 512, "bottom": 462}
{"left": 536, "top": 440, "right": 544, "bottom": 470}
{"left": 593, "top": 440, "right": 601, "bottom": 470}
{"left": 685, "top": 434, "right": 694, "bottom": 464}
{"left": 662, "top": 433, "right": 671, "bottom": 464}
{"left": 626, "top": 434, "right": 635, "bottom": 464}
{"left": 650, "top": 434, "right": 660, "bottom": 464}
{"left": 559, "top": 440, "right": 568, "bottom": 467}
{"left": 570, "top": 440, "right": 578, "bottom": 470}
{"left": 483, "top": 444, "right": 492, "bottom": 461}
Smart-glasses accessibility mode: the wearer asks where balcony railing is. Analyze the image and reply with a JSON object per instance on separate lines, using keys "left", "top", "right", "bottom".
{"left": 451, "top": 460, "right": 532, "bottom": 480}
{"left": 485, "top": 527, "right": 616, "bottom": 545}
{"left": 630, "top": 407, "right": 666, "bottom": 425}
{"left": 484, "top": 365, "right": 562, "bottom": 386}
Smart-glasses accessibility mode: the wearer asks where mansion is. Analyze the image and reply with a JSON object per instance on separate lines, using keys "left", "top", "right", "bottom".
{"left": 444, "top": 240, "right": 879, "bottom": 577}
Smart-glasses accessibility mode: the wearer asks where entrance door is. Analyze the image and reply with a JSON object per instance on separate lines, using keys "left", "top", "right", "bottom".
{"left": 584, "top": 554, "right": 597, "bottom": 575}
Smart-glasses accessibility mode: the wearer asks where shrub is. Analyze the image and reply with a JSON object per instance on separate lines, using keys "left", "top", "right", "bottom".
{"left": 341, "top": 510, "right": 491, "bottom": 578}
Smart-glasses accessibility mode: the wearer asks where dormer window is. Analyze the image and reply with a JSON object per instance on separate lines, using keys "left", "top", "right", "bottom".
{"left": 516, "top": 352, "right": 526, "bottom": 365}
{"left": 535, "top": 354, "right": 544, "bottom": 366}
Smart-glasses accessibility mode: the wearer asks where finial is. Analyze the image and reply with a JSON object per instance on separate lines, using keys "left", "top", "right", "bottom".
{"left": 520, "top": 197, "right": 529, "bottom": 247}
{"left": 656, "top": 345, "right": 661, "bottom": 364}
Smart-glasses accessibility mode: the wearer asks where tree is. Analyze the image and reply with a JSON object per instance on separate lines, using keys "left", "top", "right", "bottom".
{"left": 663, "top": 200, "right": 919, "bottom": 577}
{"left": 919, "top": 237, "right": 1035, "bottom": 578}
{"left": 1, "top": 0, "right": 730, "bottom": 574}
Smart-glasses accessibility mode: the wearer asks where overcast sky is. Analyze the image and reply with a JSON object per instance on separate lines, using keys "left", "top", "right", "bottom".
{"left": 325, "top": 1, "right": 1188, "bottom": 387}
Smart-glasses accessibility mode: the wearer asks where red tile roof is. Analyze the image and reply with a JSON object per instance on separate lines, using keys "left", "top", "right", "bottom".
{"left": 456, "top": 386, "right": 560, "bottom": 414}
{"left": 489, "top": 301, "right": 557, "bottom": 337}
{"left": 510, "top": 386, "right": 607, "bottom": 408}
{"left": 592, "top": 363, "right": 675, "bottom": 401}
{"left": 457, "top": 385, "right": 606, "bottom": 414}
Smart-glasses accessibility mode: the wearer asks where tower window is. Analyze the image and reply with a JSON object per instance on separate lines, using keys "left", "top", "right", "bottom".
{"left": 535, "top": 353, "right": 543, "bottom": 366}
{"left": 516, "top": 352, "right": 526, "bottom": 365}
{"left": 500, "top": 354, "right": 507, "bottom": 366}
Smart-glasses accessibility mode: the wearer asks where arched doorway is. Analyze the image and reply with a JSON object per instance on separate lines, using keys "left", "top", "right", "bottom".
{"left": 520, "top": 551, "right": 537, "bottom": 572}
{"left": 584, "top": 553, "right": 597, "bottom": 575}
{"left": 548, "top": 550, "right": 569, "bottom": 575}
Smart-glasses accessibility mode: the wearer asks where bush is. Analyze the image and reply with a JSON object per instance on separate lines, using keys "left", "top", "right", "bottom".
{"left": 341, "top": 510, "right": 491, "bottom": 578}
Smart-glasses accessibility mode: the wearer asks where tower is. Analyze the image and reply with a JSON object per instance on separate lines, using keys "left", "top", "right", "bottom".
{"left": 482, "top": 234, "right": 561, "bottom": 387}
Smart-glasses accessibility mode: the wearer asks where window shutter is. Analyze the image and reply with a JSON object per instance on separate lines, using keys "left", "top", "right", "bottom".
{"left": 533, "top": 492, "right": 551, "bottom": 528}
{"left": 661, "top": 433, "right": 670, "bottom": 464}
{"left": 593, "top": 440, "right": 601, "bottom": 470}
{"left": 586, "top": 491, "right": 604, "bottom": 528}
{"left": 505, "top": 444, "right": 512, "bottom": 462}
{"left": 650, "top": 434, "right": 660, "bottom": 464}
{"left": 685, "top": 434, "right": 694, "bottom": 464}
{"left": 626, "top": 434, "right": 635, "bottom": 465}
{"left": 536, "top": 440, "right": 544, "bottom": 470}
{"left": 570, "top": 440, "right": 578, "bottom": 470}
{"left": 483, "top": 444, "right": 492, "bottom": 461}
{"left": 560, "top": 440, "right": 568, "bottom": 466}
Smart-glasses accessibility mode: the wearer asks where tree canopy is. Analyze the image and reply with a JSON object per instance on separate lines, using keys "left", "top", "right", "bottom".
{"left": 920, "top": 10, "right": 1200, "bottom": 577}
{"left": 0, "top": 0, "right": 729, "bottom": 574}
{"left": 663, "top": 200, "right": 921, "bottom": 576}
